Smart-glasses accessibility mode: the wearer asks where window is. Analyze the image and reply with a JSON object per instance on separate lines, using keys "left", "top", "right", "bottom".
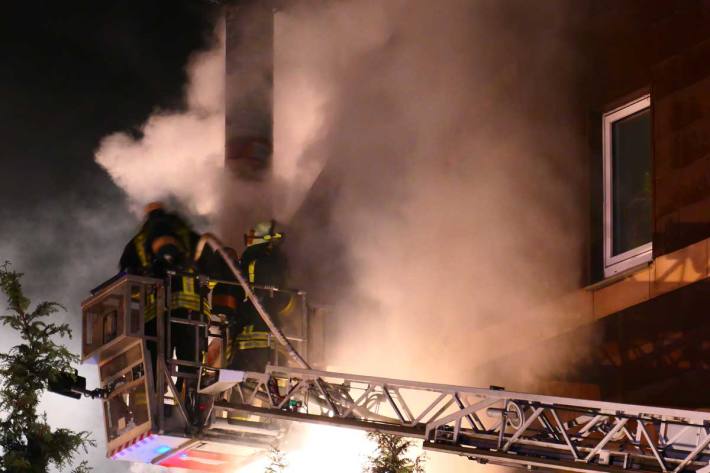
{"left": 603, "top": 95, "right": 652, "bottom": 277}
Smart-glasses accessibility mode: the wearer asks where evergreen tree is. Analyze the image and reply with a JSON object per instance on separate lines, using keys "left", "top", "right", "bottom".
{"left": 0, "top": 262, "right": 94, "bottom": 473}
{"left": 364, "top": 432, "right": 425, "bottom": 473}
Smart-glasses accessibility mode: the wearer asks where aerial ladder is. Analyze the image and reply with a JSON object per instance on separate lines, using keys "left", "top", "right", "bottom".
{"left": 73, "top": 234, "right": 710, "bottom": 472}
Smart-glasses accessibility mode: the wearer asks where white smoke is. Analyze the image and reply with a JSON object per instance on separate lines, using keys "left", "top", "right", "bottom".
{"left": 278, "top": 0, "right": 590, "bottom": 382}
{"left": 95, "top": 24, "right": 226, "bottom": 219}
{"left": 275, "top": 2, "right": 591, "bottom": 470}
{"left": 272, "top": 1, "right": 394, "bottom": 221}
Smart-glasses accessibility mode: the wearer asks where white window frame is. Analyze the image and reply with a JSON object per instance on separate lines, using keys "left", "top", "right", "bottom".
{"left": 603, "top": 94, "right": 652, "bottom": 278}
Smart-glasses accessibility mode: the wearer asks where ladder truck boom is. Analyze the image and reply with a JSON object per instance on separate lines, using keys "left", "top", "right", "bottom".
{"left": 75, "top": 234, "right": 710, "bottom": 472}
{"left": 217, "top": 365, "right": 710, "bottom": 473}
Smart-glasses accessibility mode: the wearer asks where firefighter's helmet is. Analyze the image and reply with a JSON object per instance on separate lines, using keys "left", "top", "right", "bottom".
{"left": 143, "top": 201, "right": 165, "bottom": 216}
{"left": 245, "top": 220, "right": 283, "bottom": 247}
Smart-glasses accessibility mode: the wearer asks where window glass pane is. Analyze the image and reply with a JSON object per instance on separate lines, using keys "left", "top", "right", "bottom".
{"left": 611, "top": 108, "right": 651, "bottom": 256}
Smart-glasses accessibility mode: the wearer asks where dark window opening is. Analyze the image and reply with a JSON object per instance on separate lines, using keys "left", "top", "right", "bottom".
{"left": 611, "top": 109, "right": 652, "bottom": 256}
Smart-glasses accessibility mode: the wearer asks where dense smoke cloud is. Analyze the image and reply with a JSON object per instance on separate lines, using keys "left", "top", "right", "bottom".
{"left": 95, "top": 25, "right": 226, "bottom": 219}
{"left": 272, "top": 1, "right": 393, "bottom": 221}
{"left": 278, "top": 0, "right": 591, "bottom": 404}
{"left": 274, "top": 2, "right": 593, "bottom": 470}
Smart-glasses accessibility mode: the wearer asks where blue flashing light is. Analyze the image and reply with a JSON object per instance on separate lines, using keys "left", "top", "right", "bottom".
{"left": 154, "top": 445, "right": 172, "bottom": 455}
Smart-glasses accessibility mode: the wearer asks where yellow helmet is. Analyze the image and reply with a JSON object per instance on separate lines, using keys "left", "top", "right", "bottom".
{"left": 245, "top": 220, "right": 283, "bottom": 247}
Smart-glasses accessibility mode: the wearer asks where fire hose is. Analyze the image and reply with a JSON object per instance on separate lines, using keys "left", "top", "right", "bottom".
{"left": 194, "top": 233, "right": 309, "bottom": 370}
{"left": 194, "top": 233, "right": 346, "bottom": 414}
{"left": 194, "top": 233, "right": 391, "bottom": 421}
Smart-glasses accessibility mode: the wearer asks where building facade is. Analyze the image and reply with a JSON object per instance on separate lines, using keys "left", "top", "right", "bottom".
{"left": 490, "top": 0, "right": 710, "bottom": 408}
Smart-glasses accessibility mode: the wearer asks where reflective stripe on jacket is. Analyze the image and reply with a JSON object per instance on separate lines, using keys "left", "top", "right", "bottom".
{"left": 248, "top": 260, "right": 257, "bottom": 284}
{"left": 170, "top": 276, "right": 210, "bottom": 314}
{"left": 134, "top": 233, "right": 149, "bottom": 269}
{"left": 235, "top": 324, "right": 271, "bottom": 350}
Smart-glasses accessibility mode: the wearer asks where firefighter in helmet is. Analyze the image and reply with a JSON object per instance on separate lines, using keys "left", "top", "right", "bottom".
{"left": 229, "top": 220, "right": 295, "bottom": 372}
{"left": 119, "top": 202, "right": 209, "bottom": 395}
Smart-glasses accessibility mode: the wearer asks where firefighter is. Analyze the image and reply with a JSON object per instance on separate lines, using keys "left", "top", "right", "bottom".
{"left": 229, "top": 220, "right": 295, "bottom": 372}
{"left": 119, "top": 202, "right": 208, "bottom": 396}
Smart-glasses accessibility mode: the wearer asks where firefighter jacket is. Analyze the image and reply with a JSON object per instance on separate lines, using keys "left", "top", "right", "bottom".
{"left": 119, "top": 209, "right": 206, "bottom": 322}
{"left": 234, "top": 242, "right": 294, "bottom": 352}
{"left": 198, "top": 246, "right": 244, "bottom": 362}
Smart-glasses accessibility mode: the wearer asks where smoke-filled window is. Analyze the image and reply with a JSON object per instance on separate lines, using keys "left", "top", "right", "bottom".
{"left": 603, "top": 95, "right": 652, "bottom": 277}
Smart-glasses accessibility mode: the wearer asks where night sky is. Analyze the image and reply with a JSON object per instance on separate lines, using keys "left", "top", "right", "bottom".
{"left": 0, "top": 0, "right": 219, "bottom": 292}
{"left": 1, "top": 0, "right": 218, "bottom": 222}
{"left": 3, "top": 2, "right": 218, "bottom": 189}
{"left": 1, "top": 2, "right": 219, "bottom": 470}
